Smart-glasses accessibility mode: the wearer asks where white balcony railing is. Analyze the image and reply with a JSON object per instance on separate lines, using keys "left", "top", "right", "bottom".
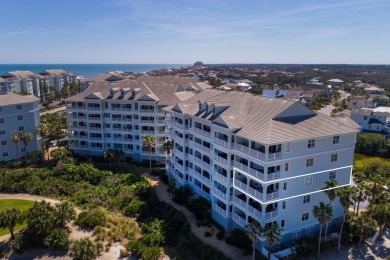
{"left": 235, "top": 143, "right": 249, "bottom": 153}
{"left": 141, "top": 130, "right": 155, "bottom": 135}
{"left": 193, "top": 128, "right": 211, "bottom": 138}
{"left": 265, "top": 210, "right": 278, "bottom": 219}
{"left": 213, "top": 204, "right": 228, "bottom": 217}
{"left": 232, "top": 213, "right": 246, "bottom": 228}
{"left": 214, "top": 172, "right": 228, "bottom": 183}
{"left": 247, "top": 205, "right": 262, "bottom": 218}
{"left": 267, "top": 171, "right": 281, "bottom": 181}
{"left": 213, "top": 188, "right": 227, "bottom": 200}
{"left": 266, "top": 191, "right": 279, "bottom": 201}
{"left": 268, "top": 152, "right": 282, "bottom": 160}
{"left": 234, "top": 161, "right": 249, "bottom": 172}
{"left": 234, "top": 178, "right": 248, "bottom": 191}
{"left": 250, "top": 149, "right": 265, "bottom": 160}
{"left": 248, "top": 186, "right": 263, "bottom": 200}
{"left": 233, "top": 196, "right": 247, "bottom": 209}
{"left": 214, "top": 138, "right": 229, "bottom": 148}
{"left": 140, "top": 109, "right": 154, "bottom": 113}
{"left": 214, "top": 155, "right": 228, "bottom": 166}
{"left": 249, "top": 168, "right": 265, "bottom": 181}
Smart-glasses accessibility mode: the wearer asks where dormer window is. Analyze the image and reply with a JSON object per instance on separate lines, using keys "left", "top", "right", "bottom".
{"left": 109, "top": 90, "right": 114, "bottom": 96}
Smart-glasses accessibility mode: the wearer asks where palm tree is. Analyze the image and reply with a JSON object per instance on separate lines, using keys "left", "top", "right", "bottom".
{"left": 36, "top": 124, "right": 50, "bottom": 160}
{"left": 336, "top": 186, "right": 353, "bottom": 252}
{"left": 0, "top": 207, "right": 24, "bottom": 240}
{"left": 245, "top": 220, "right": 263, "bottom": 260}
{"left": 103, "top": 149, "right": 115, "bottom": 170}
{"left": 313, "top": 202, "right": 333, "bottom": 259}
{"left": 262, "top": 222, "right": 282, "bottom": 260}
{"left": 322, "top": 180, "right": 339, "bottom": 240}
{"left": 19, "top": 130, "right": 33, "bottom": 163}
{"left": 142, "top": 135, "right": 155, "bottom": 175}
{"left": 50, "top": 147, "right": 70, "bottom": 161}
{"left": 355, "top": 183, "right": 369, "bottom": 217}
{"left": 352, "top": 214, "right": 376, "bottom": 246}
{"left": 11, "top": 130, "right": 20, "bottom": 161}
{"left": 369, "top": 203, "right": 389, "bottom": 238}
{"left": 162, "top": 140, "right": 173, "bottom": 190}
{"left": 114, "top": 149, "right": 124, "bottom": 169}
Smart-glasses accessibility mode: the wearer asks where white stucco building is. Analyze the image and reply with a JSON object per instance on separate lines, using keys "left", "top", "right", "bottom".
{"left": 164, "top": 89, "right": 359, "bottom": 248}
{"left": 65, "top": 76, "right": 212, "bottom": 161}
{"left": 351, "top": 107, "right": 390, "bottom": 135}
{"left": 0, "top": 93, "right": 40, "bottom": 161}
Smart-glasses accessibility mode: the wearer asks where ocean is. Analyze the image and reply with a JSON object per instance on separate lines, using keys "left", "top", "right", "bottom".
{"left": 0, "top": 64, "right": 189, "bottom": 79}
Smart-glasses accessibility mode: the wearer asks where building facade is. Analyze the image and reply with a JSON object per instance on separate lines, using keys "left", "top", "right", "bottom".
{"left": 66, "top": 76, "right": 211, "bottom": 162}
{"left": 0, "top": 93, "right": 40, "bottom": 161}
{"left": 351, "top": 107, "right": 390, "bottom": 135}
{"left": 164, "top": 89, "right": 358, "bottom": 248}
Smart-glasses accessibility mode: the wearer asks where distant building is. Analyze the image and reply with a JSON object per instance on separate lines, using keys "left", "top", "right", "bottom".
{"left": 363, "top": 85, "right": 385, "bottom": 95}
{"left": 0, "top": 93, "right": 40, "bottom": 161}
{"left": 327, "top": 79, "right": 344, "bottom": 87}
{"left": 194, "top": 61, "right": 204, "bottom": 66}
{"left": 348, "top": 96, "right": 376, "bottom": 110}
{"left": 39, "top": 69, "right": 79, "bottom": 91}
{"left": 351, "top": 107, "right": 390, "bottom": 135}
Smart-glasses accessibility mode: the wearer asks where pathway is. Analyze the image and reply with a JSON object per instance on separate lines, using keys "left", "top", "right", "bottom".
{"left": 147, "top": 175, "right": 251, "bottom": 260}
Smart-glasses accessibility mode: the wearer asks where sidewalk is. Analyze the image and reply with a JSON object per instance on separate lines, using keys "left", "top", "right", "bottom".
{"left": 147, "top": 175, "right": 251, "bottom": 260}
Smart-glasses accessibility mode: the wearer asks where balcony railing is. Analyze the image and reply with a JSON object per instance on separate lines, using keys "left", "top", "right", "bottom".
{"left": 141, "top": 120, "right": 155, "bottom": 124}
{"left": 247, "top": 205, "right": 262, "bottom": 218}
{"left": 173, "top": 121, "right": 187, "bottom": 129}
{"left": 232, "top": 213, "right": 246, "bottom": 228}
{"left": 174, "top": 148, "right": 184, "bottom": 158}
{"left": 112, "top": 138, "right": 122, "bottom": 141}
{"left": 123, "top": 138, "right": 133, "bottom": 142}
{"left": 88, "top": 117, "right": 101, "bottom": 121}
{"left": 233, "top": 196, "right": 247, "bottom": 209}
{"left": 175, "top": 163, "right": 186, "bottom": 173}
{"left": 90, "top": 146, "right": 103, "bottom": 150}
{"left": 235, "top": 143, "right": 249, "bottom": 153}
{"left": 214, "top": 138, "right": 229, "bottom": 148}
{"left": 234, "top": 178, "right": 248, "bottom": 191}
{"left": 214, "top": 172, "right": 228, "bottom": 183}
{"left": 250, "top": 149, "right": 265, "bottom": 160}
{"left": 213, "top": 204, "right": 228, "bottom": 217}
{"left": 89, "top": 127, "right": 102, "bottom": 131}
{"left": 122, "top": 128, "right": 132, "bottom": 132}
{"left": 140, "top": 109, "right": 155, "bottom": 113}
{"left": 213, "top": 188, "right": 227, "bottom": 200}
{"left": 266, "top": 191, "right": 279, "bottom": 201}
{"left": 89, "top": 137, "right": 102, "bottom": 141}
{"left": 267, "top": 171, "right": 280, "bottom": 181}
{"left": 214, "top": 155, "right": 228, "bottom": 166}
{"left": 112, "top": 127, "right": 122, "bottom": 132}
{"left": 249, "top": 168, "right": 265, "bottom": 181}
{"left": 265, "top": 210, "right": 278, "bottom": 219}
{"left": 234, "top": 161, "right": 249, "bottom": 172}
{"left": 194, "top": 157, "right": 202, "bottom": 165}
{"left": 202, "top": 161, "right": 211, "bottom": 170}
{"left": 141, "top": 130, "right": 155, "bottom": 135}
{"left": 112, "top": 118, "right": 122, "bottom": 121}
{"left": 248, "top": 186, "right": 263, "bottom": 200}
{"left": 268, "top": 152, "right": 282, "bottom": 160}
{"left": 193, "top": 128, "right": 211, "bottom": 138}
{"left": 87, "top": 107, "right": 101, "bottom": 110}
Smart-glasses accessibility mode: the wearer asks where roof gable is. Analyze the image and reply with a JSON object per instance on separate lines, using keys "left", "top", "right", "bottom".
{"left": 273, "top": 102, "right": 315, "bottom": 120}
{"left": 85, "top": 92, "right": 103, "bottom": 99}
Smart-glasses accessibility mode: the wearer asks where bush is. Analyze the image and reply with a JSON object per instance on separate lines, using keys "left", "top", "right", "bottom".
{"left": 69, "top": 238, "right": 100, "bottom": 260}
{"left": 173, "top": 187, "right": 192, "bottom": 205}
{"left": 204, "top": 231, "right": 212, "bottom": 237}
{"left": 225, "top": 229, "right": 252, "bottom": 251}
{"left": 43, "top": 228, "right": 70, "bottom": 251}
{"left": 120, "top": 248, "right": 129, "bottom": 257}
{"left": 77, "top": 208, "right": 107, "bottom": 229}
{"left": 159, "top": 173, "right": 169, "bottom": 184}
{"left": 216, "top": 230, "right": 225, "bottom": 240}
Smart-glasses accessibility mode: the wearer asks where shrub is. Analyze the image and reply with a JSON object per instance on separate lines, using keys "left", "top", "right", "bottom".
{"left": 69, "top": 238, "right": 100, "bottom": 260}
{"left": 43, "top": 228, "right": 70, "bottom": 251}
{"left": 158, "top": 173, "right": 169, "bottom": 184}
{"left": 120, "top": 248, "right": 129, "bottom": 257}
{"left": 204, "top": 231, "right": 212, "bottom": 237}
{"left": 225, "top": 228, "right": 251, "bottom": 251}
{"left": 77, "top": 208, "right": 107, "bottom": 229}
{"left": 216, "top": 230, "right": 225, "bottom": 240}
{"left": 173, "top": 187, "right": 192, "bottom": 205}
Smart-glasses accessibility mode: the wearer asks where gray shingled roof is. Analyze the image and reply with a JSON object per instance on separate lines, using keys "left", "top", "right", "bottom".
{"left": 66, "top": 76, "right": 212, "bottom": 106}
{"left": 166, "top": 89, "right": 359, "bottom": 144}
{"left": 0, "top": 93, "right": 39, "bottom": 106}
{"left": 351, "top": 109, "right": 373, "bottom": 116}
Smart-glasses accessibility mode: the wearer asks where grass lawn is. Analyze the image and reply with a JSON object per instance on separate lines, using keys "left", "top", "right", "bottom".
{"left": 0, "top": 199, "right": 34, "bottom": 236}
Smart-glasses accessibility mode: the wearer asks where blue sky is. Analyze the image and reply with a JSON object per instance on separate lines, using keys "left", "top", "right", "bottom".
{"left": 1, "top": 0, "right": 389, "bottom": 64}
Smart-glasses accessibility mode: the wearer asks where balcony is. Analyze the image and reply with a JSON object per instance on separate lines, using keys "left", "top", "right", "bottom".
{"left": 90, "top": 146, "right": 103, "bottom": 151}
{"left": 214, "top": 172, "right": 228, "bottom": 183}
{"left": 87, "top": 107, "right": 101, "bottom": 111}
{"left": 69, "top": 144, "right": 88, "bottom": 149}
{"left": 234, "top": 161, "right": 249, "bottom": 172}
{"left": 141, "top": 120, "right": 155, "bottom": 124}
{"left": 112, "top": 137, "right": 122, "bottom": 141}
{"left": 122, "top": 128, "right": 133, "bottom": 132}
{"left": 175, "top": 163, "right": 186, "bottom": 173}
{"left": 141, "top": 130, "right": 155, "bottom": 135}
{"left": 266, "top": 191, "right": 279, "bottom": 201}
{"left": 112, "top": 127, "right": 122, "bottom": 132}
{"left": 247, "top": 205, "right": 262, "bottom": 218}
{"left": 88, "top": 117, "right": 101, "bottom": 121}
{"left": 174, "top": 148, "right": 184, "bottom": 158}
{"left": 250, "top": 149, "right": 265, "bottom": 160}
{"left": 234, "top": 178, "right": 248, "bottom": 191}
{"left": 165, "top": 129, "right": 174, "bottom": 138}
{"left": 202, "top": 160, "right": 211, "bottom": 170}
{"left": 213, "top": 188, "right": 227, "bottom": 200}
{"left": 111, "top": 107, "right": 122, "bottom": 111}
{"left": 112, "top": 118, "right": 122, "bottom": 121}
{"left": 123, "top": 138, "right": 133, "bottom": 142}
{"left": 89, "top": 127, "right": 102, "bottom": 131}
{"left": 173, "top": 121, "right": 187, "bottom": 129}
{"left": 122, "top": 117, "right": 132, "bottom": 122}
{"left": 268, "top": 152, "right": 282, "bottom": 160}
{"left": 233, "top": 196, "right": 247, "bottom": 209}
{"left": 214, "top": 137, "right": 229, "bottom": 148}
{"left": 232, "top": 213, "right": 246, "bottom": 228}
{"left": 265, "top": 210, "right": 278, "bottom": 219}
{"left": 89, "top": 137, "right": 102, "bottom": 141}
{"left": 213, "top": 203, "right": 228, "bottom": 217}
{"left": 194, "top": 128, "right": 211, "bottom": 139}
{"left": 140, "top": 109, "right": 155, "bottom": 113}
{"left": 248, "top": 186, "right": 263, "bottom": 200}
{"left": 235, "top": 143, "right": 249, "bottom": 153}
{"left": 267, "top": 171, "right": 280, "bottom": 181}
{"left": 78, "top": 125, "right": 87, "bottom": 129}
{"left": 194, "top": 157, "right": 202, "bottom": 166}
{"left": 214, "top": 155, "right": 228, "bottom": 166}
{"left": 249, "top": 168, "right": 265, "bottom": 181}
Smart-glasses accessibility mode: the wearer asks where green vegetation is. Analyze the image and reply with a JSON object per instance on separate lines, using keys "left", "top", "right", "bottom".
{"left": 0, "top": 200, "right": 34, "bottom": 236}
{"left": 355, "top": 133, "right": 390, "bottom": 158}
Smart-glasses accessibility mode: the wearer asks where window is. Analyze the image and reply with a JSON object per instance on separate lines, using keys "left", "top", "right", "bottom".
{"left": 2, "top": 152, "right": 8, "bottom": 157}
{"left": 283, "top": 182, "right": 288, "bottom": 191}
{"left": 0, "top": 130, "right": 5, "bottom": 135}
{"left": 364, "top": 116, "right": 367, "bottom": 120}
{"left": 16, "top": 105, "right": 22, "bottom": 110}
{"left": 329, "top": 171, "right": 336, "bottom": 180}
{"left": 302, "top": 212, "right": 309, "bottom": 221}
{"left": 333, "top": 135, "right": 340, "bottom": 144}
{"left": 303, "top": 195, "right": 311, "bottom": 204}
{"left": 0, "top": 107, "right": 2, "bottom": 112}
{"left": 18, "top": 115, "right": 23, "bottom": 121}
{"left": 306, "top": 158, "right": 314, "bottom": 167}
{"left": 284, "top": 162, "right": 289, "bottom": 172}
{"left": 285, "top": 142, "right": 291, "bottom": 152}
{"left": 307, "top": 139, "right": 315, "bottom": 149}
{"left": 304, "top": 176, "right": 312, "bottom": 186}
{"left": 21, "top": 147, "right": 26, "bottom": 152}
{"left": 281, "top": 219, "right": 286, "bottom": 228}
{"left": 1, "top": 141, "right": 6, "bottom": 146}
{"left": 19, "top": 126, "right": 24, "bottom": 131}
{"left": 331, "top": 154, "right": 338, "bottom": 162}
{"left": 0, "top": 119, "right": 3, "bottom": 124}
{"left": 282, "top": 201, "right": 286, "bottom": 210}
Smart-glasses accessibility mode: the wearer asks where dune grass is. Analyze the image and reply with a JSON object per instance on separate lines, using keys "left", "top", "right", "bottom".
{"left": 0, "top": 199, "right": 34, "bottom": 236}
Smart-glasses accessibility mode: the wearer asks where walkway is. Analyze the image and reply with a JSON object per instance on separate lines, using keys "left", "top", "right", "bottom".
{"left": 147, "top": 175, "right": 251, "bottom": 260}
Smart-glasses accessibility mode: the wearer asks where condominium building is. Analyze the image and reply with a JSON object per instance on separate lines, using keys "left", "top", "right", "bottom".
{"left": 66, "top": 76, "right": 211, "bottom": 161}
{"left": 39, "top": 69, "right": 79, "bottom": 91}
{"left": 164, "top": 89, "right": 358, "bottom": 247}
{"left": 351, "top": 107, "right": 390, "bottom": 135}
{"left": 0, "top": 93, "right": 40, "bottom": 161}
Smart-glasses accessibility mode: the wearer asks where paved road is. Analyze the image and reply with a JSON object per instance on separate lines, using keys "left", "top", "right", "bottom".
{"left": 40, "top": 106, "right": 66, "bottom": 115}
